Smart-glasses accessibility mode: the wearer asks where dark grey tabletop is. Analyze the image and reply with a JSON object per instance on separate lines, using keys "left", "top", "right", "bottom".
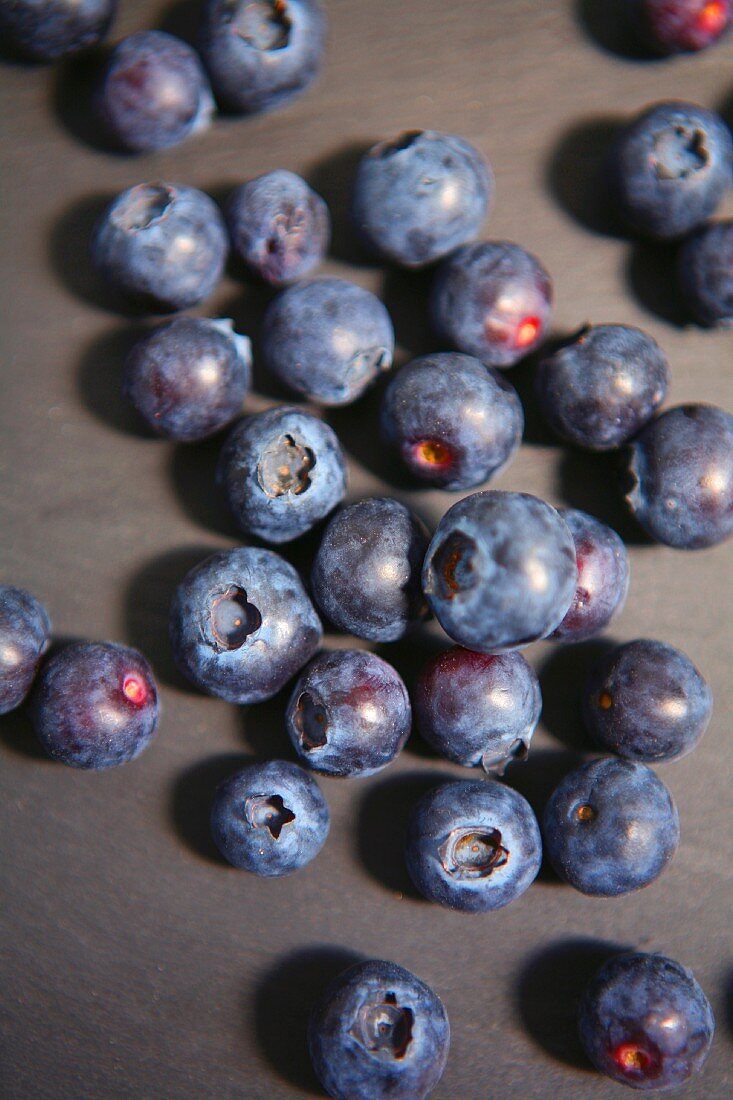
{"left": 1, "top": 2, "right": 732, "bottom": 1097}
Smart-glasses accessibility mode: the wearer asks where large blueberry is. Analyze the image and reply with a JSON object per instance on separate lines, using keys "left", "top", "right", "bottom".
{"left": 227, "top": 170, "right": 330, "bottom": 285}
{"left": 312, "top": 498, "right": 429, "bottom": 642}
{"left": 406, "top": 779, "right": 542, "bottom": 911}
{"left": 0, "top": 0, "right": 116, "bottom": 61}
{"left": 543, "top": 757, "right": 679, "bottom": 896}
{"left": 380, "top": 353, "right": 523, "bottom": 490}
{"left": 261, "top": 277, "right": 395, "bottom": 405}
{"left": 286, "top": 650, "right": 411, "bottom": 777}
{"left": 626, "top": 0, "right": 731, "bottom": 54}
{"left": 124, "top": 317, "right": 251, "bottom": 441}
{"left": 625, "top": 404, "right": 733, "bottom": 548}
{"left": 200, "top": 0, "right": 326, "bottom": 115}
{"left": 536, "top": 325, "right": 669, "bottom": 451}
{"left": 415, "top": 647, "right": 541, "bottom": 772}
{"left": 609, "top": 101, "right": 733, "bottom": 239}
{"left": 97, "top": 31, "right": 214, "bottom": 153}
{"left": 550, "top": 509, "right": 630, "bottom": 643}
{"left": 217, "top": 405, "right": 347, "bottom": 542}
{"left": 92, "top": 182, "right": 228, "bottom": 311}
{"left": 678, "top": 219, "right": 733, "bottom": 326}
{"left": 210, "top": 759, "right": 329, "bottom": 874}
{"left": 430, "top": 241, "right": 553, "bottom": 368}
{"left": 583, "top": 639, "right": 712, "bottom": 763}
{"left": 0, "top": 585, "right": 51, "bottom": 715}
{"left": 170, "top": 547, "right": 321, "bottom": 703}
{"left": 309, "top": 959, "right": 450, "bottom": 1100}
{"left": 352, "top": 129, "right": 493, "bottom": 268}
{"left": 579, "top": 952, "right": 715, "bottom": 1090}
{"left": 30, "top": 641, "right": 159, "bottom": 769}
{"left": 422, "top": 491, "right": 577, "bottom": 653}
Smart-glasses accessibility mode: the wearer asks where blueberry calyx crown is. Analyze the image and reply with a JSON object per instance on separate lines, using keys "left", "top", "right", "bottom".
{"left": 428, "top": 531, "right": 477, "bottom": 600}
{"left": 208, "top": 586, "right": 263, "bottom": 651}
{"left": 652, "top": 126, "right": 708, "bottom": 181}
{"left": 294, "top": 692, "right": 328, "bottom": 749}
{"left": 257, "top": 433, "right": 315, "bottom": 498}
{"left": 439, "top": 826, "right": 509, "bottom": 879}
{"left": 230, "top": 0, "right": 292, "bottom": 51}
{"left": 113, "top": 183, "right": 173, "bottom": 232}
{"left": 349, "top": 992, "right": 415, "bottom": 1061}
{"left": 244, "top": 793, "right": 295, "bottom": 839}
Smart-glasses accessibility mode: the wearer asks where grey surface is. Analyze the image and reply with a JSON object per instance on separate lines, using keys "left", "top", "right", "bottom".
{"left": 1, "top": 1, "right": 732, "bottom": 1097}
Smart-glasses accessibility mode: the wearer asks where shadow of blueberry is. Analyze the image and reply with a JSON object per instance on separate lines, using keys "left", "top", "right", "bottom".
{"left": 507, "top": 336, "right": 567, "bottom": 448}
{"left": 575, "top": 0, "right": 661, "bottom": 60}
{"left": 170, "top": 751, "right": 254, "bottom": 863}
{"left": 239, "top": 681, "right": 300, "bottom": 762}
{"left": 76, "top": 322, "right": 157, "bottom": 437}
{"left": 545, "top": 115, "right": 627, "bottom": 238}
{"left": 158, "top": 0, "right": 202, "bottom": 47}
{"left": 380, "top": 264, "right": 441, "bottom": 362}
{"left": 51, "top": 49, "right": 123, "bottom": 155}
{"left": 216, "top": 288, "right": 294, "bottom": 402}
{"left": 538, "top": 640, "right": 619, "bottom": 751}
{"left": 0, "top": 704, "right": 48, "bottom": 760}
{"left": 169, "top": 431, "right": 242, "bottom": 540}
{"left": 506, "top": 747, "right": 587, "bottom": 884}
{"left": 305, "top": 141, "right": 379, "bottom": 267}
{"left": 555, "top": 447, "right": 654, "bottom": 546}
{"left": 625, "top": 240, "right": 688, "bottom": 328}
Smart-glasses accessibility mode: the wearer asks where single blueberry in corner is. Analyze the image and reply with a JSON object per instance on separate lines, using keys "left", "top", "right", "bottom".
{"left": 626, "top": 0, "right": 731, "bottom": 54}
{"left": 0, "top": 585, "right": 51, "bottom": 715}
{"left": 678, "top": 219, "right": 733, "bottom": 326}
{"left": 0, "top": 0, "right": 116, "bottom": 61}
{"left": 550, "top": 509, "right": 630, "bottom": 643}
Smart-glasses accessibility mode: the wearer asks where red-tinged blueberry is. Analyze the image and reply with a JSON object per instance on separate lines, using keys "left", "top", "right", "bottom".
{"left": 583, "top": 639, "right": 712, "bottom": 763}
{"left": 678, "top": 220, "right": 733, "bottom": 327}
{"left": 0, "top": 0, "right": 116, "bottom": 61}
{"left": 627, "top": 0, "right": 731, "bottom": 54}
{"left": 0, "top": 585, "right": 51, "bottom": 715}
{"left": 309, "top": 959, "right": 450, "bottom": 1100}
{"left": 30, "top": 641, "right": 159, "bottom": 769}
{"left": 380, "top": 352, "right": 523, "bottom": 490}
{"left": 625, "top": 404, "right": 733, "bottom": 549}
{"left": 414, "top": 647, "right": 541, "bottom": 772}
{"left": 551, "top": 510, "right": 630, "bottom": 643}
{"left": 579, "top": 952, "right": 715, "bottom": 1090}
{"left": 430, "top": 241, "right": 553, "bottom": 368}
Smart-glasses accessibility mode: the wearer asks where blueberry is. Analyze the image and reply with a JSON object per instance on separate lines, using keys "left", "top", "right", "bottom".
{"left": 430, "top": 241, "right": 553, "bottom": 368}
{"left": 286, "top": 650, "right": 411, "bottom": 777}
{"left": 0, "top": 585, "right": 51, "bottom": 715}
{"left": 170, "top": 547, "right": 321, "bottom": 703}
{"left": 124, "top": 317, "right": 251, "bottom": 442}
{"left": 625, "top": 404, "right": 733, "bottom": 549}
{"left": 97, "top": 31, "right": 214, "bottom": 153}
{"left": 543, "top": 757, "right": 679, "bottom": 896}
{"left": 312, "top": 498, "right": 429, "bottom": 642}
{"left": 678, "top": 219, "right": 733, "bottom": 326}
{"left": 579, "top": 952, "right": 715, "bottom": 1090}
{"left": 626, "top": 0, "right": 731, "bottom": 54}
{"left": 200, "top": 0, "right": 326, "bottom": 115}
{"left": 227, "top": 170, "right": 330, "bottom": 286}
{"left": 610, "top": 101, "right": 733, "bottom": 239}
{"left": 415, "top": 647, "right": 541, "bottom": 772}
{"left": 380, "top": 353, "right": 523, "bottom": 490}
{"left": 406, "top": 779, "right": 542, "bottom": 911}
{"left": 0, "top": 0, "right": 116, "bottom": 61}
{"left": 92, "top": 182, "right": 228, "bottom": 312}
{"left": 261, "top": 277, "right": 394, "bottom": 405}
{"left": 211, "top": 758, "right": 328, "bottom": 874}
{"left": 217, "top": 405, "right": 347, "bottom": 542}
{"left": 30, "top": 641, "right": 159, "bottom": 769}
{"left": 550, "top": 509, "right": 630, "bottom": 643}
{"left": 422, "top": 491, "right": 577, "bottom": 653}
{"left": 583, "top": 639, "right": 712, "bottom": 763}
{"left": 309, "top": 959, "right": 450, "bottom": 1100}
{"left": 536, "top": 325, "right": 669, "bottom": 451}
{"left": 351, "top": 129, "right": 493, "bottom": 268}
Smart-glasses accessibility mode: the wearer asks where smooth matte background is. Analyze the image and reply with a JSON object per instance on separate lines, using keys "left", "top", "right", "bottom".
{"left": 1, "top": 1, "right": 732, "bottom": 1097}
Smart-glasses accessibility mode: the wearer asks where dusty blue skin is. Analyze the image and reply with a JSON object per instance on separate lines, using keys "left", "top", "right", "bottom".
{"left": 227, "top": 170, "right": 330, "bottom": 285}
{"left": 0, "top": 585, "right": 51, "bottom": 715}
{"left": 678, "top": 219, "right": 733, "bottom": 326}
{"left": 626, "top": 0, "right": 731, "bottom": 54}
{"left": 124, "top": 317, "right": 251, "bottom": 442}
{"left": 551, "top": 509, "right": 630, "bottom": 643}
{"left": 0, "top": 0, "right": 116, "bottom": 61}
{"left": 579, "top": 952, "right": 715, "bottom": 1091}
{"left": 430, "top": 241, "right": 553, "bottom": 368}
{"left": 98, "top": 31, "right": 214, "bottom": 153}
{"left": 583, "top": 639, "right": 712, "bottom": 762}
{"left": 406, "top": 779, "right": 542, "bottom": 912}
{"left": 92, "top": 182, "right": 228, "bottom": 311}
{"left": 309, "top": 959, "right": 450, "bottom": 1100}
{"left": 415, "top": 647, "right": 541, "bottom": 772}
{"left": 352, "top": 129, "right": 493, "bottom": 268}
{"left": 626, "top": 404, "right": 733, "bottom": 549}
{"left": 312, "top": 498, "right": 429, "bottom": 642}
{"left": 30, "top": 641, "right": 159, "bottom": 769}
{"left": 380, "top": 353, "right": 523, "bottom": 490}
{"left": 422, "top": 491, "right": 577, "bottom": 654}
{"left": 536, "top": 325, "right": 669, "bottom": 451}
{"left": 170, "top": 547, "right": 321, "bottom": 704}
{"left": 211, "top": 759, "right": 329, "bottom": 874}
{"left": 200, "top": 0, "right": 326, "bottom": 115}
{"left": 261, "top": 277, "right": 395, "bottom": 405}
{"left": 610, "top": 101, "right": 733, "bottom": 239}
{"left": 543, "top": 757, "right": 679, "bottom": 896}
{"left": 286, "top": 650, "right": 411, "bottom": 777}
{"left": 217, "top": 405, "right": 347, "bottom": 543}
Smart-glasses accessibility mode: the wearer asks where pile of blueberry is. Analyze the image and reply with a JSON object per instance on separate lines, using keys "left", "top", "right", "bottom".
{"left": 2, "top": 0, "right": 733, "bottom": 1096}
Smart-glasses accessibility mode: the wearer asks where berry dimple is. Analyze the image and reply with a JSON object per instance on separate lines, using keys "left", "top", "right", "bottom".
{"left": 122, "top": 674, "right": 148, "bottom": 706}
{"left": 516, "top": 316, "right": 540, "bottom": 348}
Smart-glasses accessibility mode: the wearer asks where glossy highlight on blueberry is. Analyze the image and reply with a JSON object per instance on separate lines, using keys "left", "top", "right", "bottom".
{"left": 551, "top": 509, "right": 630, "bottom": 643}
{"left": 0, "top": 0, "right": 116, "bottom": 61}
{"left": 0, "top": 585, "right": 51, "bottom": 715}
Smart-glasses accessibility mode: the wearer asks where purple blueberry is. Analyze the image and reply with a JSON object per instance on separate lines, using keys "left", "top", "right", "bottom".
{"left": 0, "top": 0, "right": 116, "bottom": 61}
{"left": 0, "top": 585, "right": 51, "bottom": 715}
{"left": 626, "top": 0, "right": 731, "bottom": 54}
{"left": 550, "top": 510, "right": 630, "bottom": 643}
{"left": 678, "top": 219, "right": 733, "bottom": 326}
